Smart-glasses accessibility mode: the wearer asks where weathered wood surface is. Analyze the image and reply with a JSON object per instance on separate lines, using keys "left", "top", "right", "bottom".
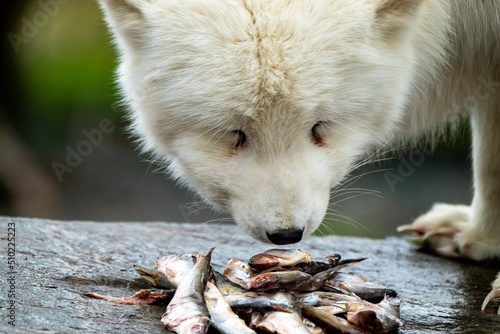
{"left": 0, "top": 217, "right": 499, "bottom": 333}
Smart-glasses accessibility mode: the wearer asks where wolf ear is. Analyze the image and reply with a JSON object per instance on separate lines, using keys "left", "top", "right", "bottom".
{"left": 374, "top": 0, "right": 425, "bottom": 40}
{"left": 98, "top": 0, "right": 148, "bottom": 50}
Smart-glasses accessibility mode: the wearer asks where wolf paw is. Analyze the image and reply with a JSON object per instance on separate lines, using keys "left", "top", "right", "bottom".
{"left": 482, "top": 274, "right": 500, "bottom": 314}
{"left": 399, "top": 203, "right": 500, "bottom": 313}
{"left": 397, "top": 203, "right": 472, "bottom": 258}
{"left": 398, "top": 203, "right": 500, "bottom": 261}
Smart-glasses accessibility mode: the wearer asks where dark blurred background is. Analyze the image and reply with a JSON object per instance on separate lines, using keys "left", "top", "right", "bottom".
{"left": 0, "top": 0, "right": 472, "bottom": 238}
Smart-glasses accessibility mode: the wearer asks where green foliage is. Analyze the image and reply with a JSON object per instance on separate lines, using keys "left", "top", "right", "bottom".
{"left": 13, "top": 0, "right": 117, "bottom": 148}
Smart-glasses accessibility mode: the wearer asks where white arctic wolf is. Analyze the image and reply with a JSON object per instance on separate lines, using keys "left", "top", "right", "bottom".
{"left": 99, "top": 0, "right": 500, "bottom": 307}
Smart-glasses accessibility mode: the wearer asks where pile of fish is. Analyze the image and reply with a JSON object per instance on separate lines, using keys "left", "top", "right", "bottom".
{"left": 85, "top": 248, "right": 403, "bottom": 333}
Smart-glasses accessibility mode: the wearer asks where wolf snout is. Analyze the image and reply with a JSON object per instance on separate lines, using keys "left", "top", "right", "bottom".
{"left": 266, "top": 228, "right": 304, "bottom": 245}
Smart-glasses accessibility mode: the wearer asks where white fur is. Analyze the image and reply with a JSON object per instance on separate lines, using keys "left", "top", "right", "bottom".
{"left": 98, "top": 0, "right": 500, "bottom": 259}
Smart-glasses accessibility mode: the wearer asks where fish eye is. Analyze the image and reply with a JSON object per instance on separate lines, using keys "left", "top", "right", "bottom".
{"left": 232, "top": 130, "right": 247, "bottom": 148}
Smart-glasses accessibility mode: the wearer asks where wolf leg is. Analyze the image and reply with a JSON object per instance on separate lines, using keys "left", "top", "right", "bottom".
{"left": 399, "top": 94, "right": 500, "bottom": 311}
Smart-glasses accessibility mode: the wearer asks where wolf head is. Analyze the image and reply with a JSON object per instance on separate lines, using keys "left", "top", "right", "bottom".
{"left": 99, "top": 0, "right": 434, "bottom": 244}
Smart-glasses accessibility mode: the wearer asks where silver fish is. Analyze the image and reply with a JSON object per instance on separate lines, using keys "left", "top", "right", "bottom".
{"left": 346, "top": 296, "right": 403, "bottom": 333}
{"left": 293, "top": 256, "right": 365, "bottom": 275}
{"left": 294, "top": 254, "right": 341, "bottom": 275}
{"left": 377, "top": 296, "right": 401, "bottom": 320}
{"left": 325, "top": 272, "right": 397, "bottom": 303}
{"left": 155, "top": 252, "right": 202, "bottom": 287}
{"left": 296, "top": 264, "right": 349, "bottom": 291}
{"left": 300, "top": 292, "right": 402, "bottom": 333}
{"left": 88, "top": 248, "right": 403, "bottom": 333}
{"left": 84, "top": 288, "right": 174, "bottom": 305}
{"left": 247, "top": 270, "right": 312, "bottom": 291}
{"left": 213, "top": 271, "right": 246, "bottom": 294}
{"left": 316, "top": 304, "right": 349, "bottom": 315}
{"left": 302, "top": 306, "right": 369, "bottom": 334}
{"left": 294, "top": 292, "right": 324, "bottom": 307}
{"left": 223, "top": 258, "right": 255, "bottom": 288}
{"left": 251, "top": 311, "right": 312, "bottom": 334}
{"left": 250, "top": 300, "right": 312, "bottom": 334}
{"left": 161, "top": 249, "right": 213, "bottom": 334}
{"left": 204, "top": 281, "right": 256, "bottom": 334}
{"left": 249, "top": 249, "right": 312, "bottom": 270}
{"left": 297, "top": 291, "right": 361, "bottom": 307}
{"left": 303, "top": 318, "right": 325, "bottom": 334}
{"left": 224, "top": 292, "right": 295, "bottom": 312}
{"left": 135, "top": 265, "right": 176, "bottom": 289}
{"left": 247, "top": 265, "right": 348, "bottom": 292}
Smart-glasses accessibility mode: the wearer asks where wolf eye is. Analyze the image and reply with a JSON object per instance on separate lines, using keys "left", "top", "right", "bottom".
{"left": 232, "top": 130, "right": 247, "bottom": 148}
{"left": 311, "top": 122, "right": 327, "bottom": 147}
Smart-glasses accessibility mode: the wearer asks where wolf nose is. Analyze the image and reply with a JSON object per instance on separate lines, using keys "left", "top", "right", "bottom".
{"left": 267, "top": 229, "right": 304, "bottom": 245}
